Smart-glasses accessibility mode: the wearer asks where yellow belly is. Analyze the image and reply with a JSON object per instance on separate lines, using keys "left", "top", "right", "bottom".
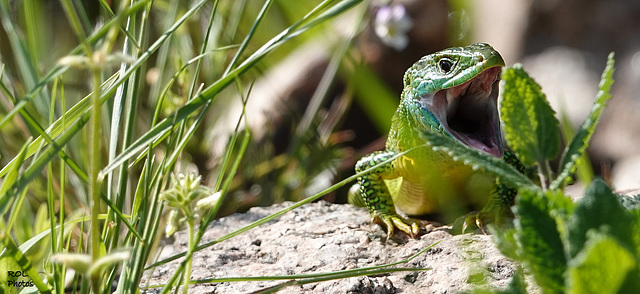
{"left": 388, "top": 153, "right": 495, "bottom": 221}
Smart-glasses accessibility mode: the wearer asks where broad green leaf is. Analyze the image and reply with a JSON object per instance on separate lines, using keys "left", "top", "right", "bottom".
{"left": 541, "top": 189, "right": 576, "bottom": 241}
{"left": 420, "top": 130, "right": 535, "bottom": 189}
{"left": 551, "top": 53, "right": 615, "bottom": 190}
{"left": 567, "top": 233, "right": 635, "bottom": 294}
{"left": 565, "top": 178, "right": 636, "bottom": 259}
{"left": 501, "top": 64, "right": 560, "bottom": 166}
{"left": 513, "top": 188, "right": 566, "bottom": 293}
{"left": 632, "top": 206, "right": 640, "bottom": 258}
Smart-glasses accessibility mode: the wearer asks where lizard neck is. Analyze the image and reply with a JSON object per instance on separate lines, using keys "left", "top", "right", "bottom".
{"left": 387, "top": 92, "right": 442, "bottom": 152}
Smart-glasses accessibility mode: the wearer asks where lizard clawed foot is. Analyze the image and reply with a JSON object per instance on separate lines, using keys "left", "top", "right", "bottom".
{"left": 453, "top": 210, "right": 513, "bottom": 234}
{"left": 451, "top": 212, "right": 480, "bottom": 234}
{"left": 374, "top": 214, "right": 421, "bottom": 238}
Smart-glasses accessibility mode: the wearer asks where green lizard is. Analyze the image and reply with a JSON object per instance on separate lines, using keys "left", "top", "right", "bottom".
{"left": 349, "top": 43, "right": 523, "bottom": 237}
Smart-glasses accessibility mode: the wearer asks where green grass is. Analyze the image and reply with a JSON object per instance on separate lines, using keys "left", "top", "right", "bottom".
{"left": 0, "top": 0, "right": 417, "bottom": 293}
{"left": 4, "top": 1, "right": 635, "bottom": 293}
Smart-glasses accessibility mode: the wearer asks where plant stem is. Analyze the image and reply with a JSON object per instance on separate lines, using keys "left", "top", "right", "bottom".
{"left": 89, "top": 60, "right": 103, "bottom": 294}
{"left": 183, "top": 217, "right": 196, "bottom": 294}
{"left": 538, "top": 160, "right": 553, "bottom": 191}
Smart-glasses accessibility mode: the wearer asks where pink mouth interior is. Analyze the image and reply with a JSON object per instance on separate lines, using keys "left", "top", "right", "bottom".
{"left": 434, "top": 67, "right": 503, "bottom": 157}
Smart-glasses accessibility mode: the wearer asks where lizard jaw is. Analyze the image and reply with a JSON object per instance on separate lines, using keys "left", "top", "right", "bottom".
{"left": 431, "top": 66, "right": 503, "bottom": 157}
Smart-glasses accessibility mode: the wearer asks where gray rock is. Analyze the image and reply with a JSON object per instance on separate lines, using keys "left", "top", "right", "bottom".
{"left": 142, "top": 201, "right": 525, "bottom": 293}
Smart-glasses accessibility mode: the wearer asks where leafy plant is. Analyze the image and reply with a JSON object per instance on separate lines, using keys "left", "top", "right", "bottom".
{"left": 423, "top": 53, "right": 640, "bottom": 292}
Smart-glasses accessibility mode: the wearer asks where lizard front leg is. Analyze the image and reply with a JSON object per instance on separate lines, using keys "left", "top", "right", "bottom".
{"left": 458, "top": 151, "right": 527, "bottom": 233}
{"left": 348, "top": 150, "right": 421, "bottom": 237}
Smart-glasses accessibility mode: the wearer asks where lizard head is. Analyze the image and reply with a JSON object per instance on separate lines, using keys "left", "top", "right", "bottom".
{"left": 403, "top": 43, "right": 505, "bottom": 158}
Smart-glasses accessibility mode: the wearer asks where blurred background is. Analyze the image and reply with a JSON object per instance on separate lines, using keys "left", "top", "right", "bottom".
{"left": 210, "top": 0, "right": 640, "bottom": 212}
{"left": 1, "top": 0, "right": 639, "bottom": 220}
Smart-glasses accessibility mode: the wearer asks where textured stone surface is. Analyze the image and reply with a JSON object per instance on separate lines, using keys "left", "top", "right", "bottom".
{"left": 142, "top": 201, "right": 520, "bottom": 293}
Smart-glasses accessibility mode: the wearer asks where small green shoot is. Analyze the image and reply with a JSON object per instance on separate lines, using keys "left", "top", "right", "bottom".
{"left": 551, "top": 52, "right": 616, "bottom": 190}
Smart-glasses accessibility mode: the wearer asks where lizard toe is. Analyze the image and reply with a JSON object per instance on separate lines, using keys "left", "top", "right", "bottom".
{"left": 452, "top": 212, "right": 485, "bottom": 234}
{"left": 376, "top": 214, "right": 422, "bottom": 238}
{"left": 453, "top": 209, "right": 514, "bottom": 234}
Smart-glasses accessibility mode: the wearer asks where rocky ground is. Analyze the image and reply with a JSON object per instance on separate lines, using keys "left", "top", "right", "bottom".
{"left": 142, "top": 201, "right": 530, "bottom": 293}
{"left": 149, "top": 2, "right": 640, "bottom": 292}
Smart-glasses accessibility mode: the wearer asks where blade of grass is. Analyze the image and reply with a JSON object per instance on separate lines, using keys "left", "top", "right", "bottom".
{"left": 144, "top": 241, "right": 438, "bottom": 292}
{"left": 0, "top": 0, "right": 49, "bottom": 115}
{"left": 0, "top": 138, "right": 32, "bottom": 216}
{"left": 146, "top": 146, "right": 411, "bottom": 269}
{"left": 0, "top": 0, "right": 204, "bottom": 179}
{"left": 155, "top": 0, "right": 272, "bottom": 285}
{"left": 421, "top": 130, "right": 536, "bottom": 188}
{"left": 58, "top": 4, "right": 105, "bottom": 290}
{"left": 0, "top": 0, "right": 151, "bottom": 129}
{"left": 0, "top": 231, "right": 52, "bottom": 294}
{"left": 103, "top": 0, "right": 364, "bottom": 175}
{"left": 121, "top": 147, "right": 167, "bottom": 293}
{"left": 103, "top": 1, "right": 154, "bottom": 264}
{"left": 0, "top": 73, "right": 119, "bottom": 179}
{"left": 146, "top": 0, "right": 180, "bottom": 116}
{"left": 135, "top": 47, "right": 239, "bottom": 169}
{"left": 47, "top": 78, "right": 64, "bottom": 294}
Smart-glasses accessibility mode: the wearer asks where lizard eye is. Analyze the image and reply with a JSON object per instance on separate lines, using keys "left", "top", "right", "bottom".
{"left": 438, "top": 59, "right": 453, "bottom": 73}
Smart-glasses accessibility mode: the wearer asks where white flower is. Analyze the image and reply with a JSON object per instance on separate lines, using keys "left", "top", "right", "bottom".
{"left": 374, "top": 4, "right": 413, "bottom": 51}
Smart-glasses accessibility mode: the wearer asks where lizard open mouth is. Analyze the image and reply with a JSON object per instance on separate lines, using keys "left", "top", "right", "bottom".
{"left": 430, "top": 66, "right": 503, "bottom": 157}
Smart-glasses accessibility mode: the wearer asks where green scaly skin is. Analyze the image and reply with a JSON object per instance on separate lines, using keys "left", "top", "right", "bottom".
{"left": 349, "top": 43, "right": 521, "bottom": 237}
